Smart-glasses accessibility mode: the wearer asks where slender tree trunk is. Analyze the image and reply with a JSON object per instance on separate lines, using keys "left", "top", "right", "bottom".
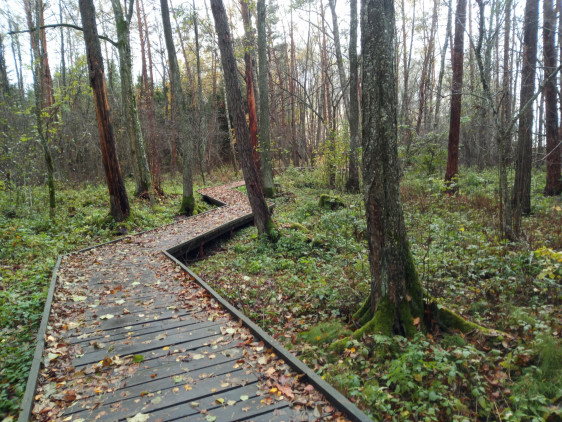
{"left": 355, "top": 0, "right": 423, "bottom": 337}
{"left": 24, "top": 0, "right": 56, "bottom": 218}
{"left": 544, "top": 0, "right": 562, "bottom": 195}
{"left": 223, "top": 84, "right": 239, "bottom": 174}
{"left": 434, "top": 0, "right": 452, "bottom": 129}
{"left": 512, "top": 0, "right": 538, "bottom": 232}
{"left": 257, "top": 0, "right": 275, "bottom": 196}
{"left": 111, "top": 0, "right": 153, "bottom": 200}
{"left": 328, "top": 0, "right": 349, "bottom": 118}
{"left": 289, "top": 11, "right": 299, "bottom": 167}
{"left": 79, "top": 0, "right": 130, "bottom": 222}
{"left": 161, "top": 0, "right": 195, "bottom": 214}
{"left": 346, "top": 0, "right": 360, "bottom": 193}
{"left": 137, "top": 0, "right": 162, "bottom": 193}
{"left": 444, "top": 0, "right": 467, "bottom": 193}
{"left": 240, "top": 0, "right": 260, "bottom": 169}
{"left": 211, "top": 0, "right": 277, "bottom": 240}
{"left": 192, "top": 0, "right": 206, "bottom": 184}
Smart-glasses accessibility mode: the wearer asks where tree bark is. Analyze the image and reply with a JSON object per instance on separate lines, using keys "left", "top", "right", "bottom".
{"left": 544, "top": 0, "right": 562, "bottom": 196}
{"left": 328, "top": 0, "right": 349, "bottom": 119}
{"left": 434, "top": 0, "right": 452, "bottom": 129}
{"left": 111, "top": 0, "right": 153, "bottom": 200}
{"left": 512, "top": 0, "right": 538, "bottom": 232}
{"left": 161, "top": 0, "right": 195, "bottom": 214}
{"left": 211, "top": 0, "right": 277, "bottom": 240}
{"left": 257, "top": 0, "right": 275, "bottom": 197}
{"left": 240, "top": 0, "right": 260, "bottom": 169}
{"left": 444, "top": 0, "right": 467, "bottom": 193}
{"left": 79, "top": 0, "right": 130, "bottom": 222}
{"left": 356, "top": 0, "right": 423, "bottom": 337}
{"left": 346, "top": 0, "right": 360, "bottom": 193}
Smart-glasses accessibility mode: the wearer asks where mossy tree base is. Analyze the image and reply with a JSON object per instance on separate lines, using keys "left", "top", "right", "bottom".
{"left": 179, "top": 195, "right": 195, "bottom": 216}
{"left": 263, "top": 186, "right": 276, "bottom": 198}
{"left": 331, "top": 298, "right": 504, "bottom": 353}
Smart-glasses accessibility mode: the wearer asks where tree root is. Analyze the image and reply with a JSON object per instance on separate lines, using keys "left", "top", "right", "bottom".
{"left": 330, "top": 298, "right": 507, "bottom": 353}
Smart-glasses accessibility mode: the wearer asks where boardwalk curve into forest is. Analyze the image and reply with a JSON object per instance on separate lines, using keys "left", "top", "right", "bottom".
{"left": 19, "top": 182, "right": 371, "bottom": 422}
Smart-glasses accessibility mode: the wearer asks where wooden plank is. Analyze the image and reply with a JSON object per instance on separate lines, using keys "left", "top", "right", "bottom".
{"left": 164, "top": 252, "right": 372, "bottom": 422}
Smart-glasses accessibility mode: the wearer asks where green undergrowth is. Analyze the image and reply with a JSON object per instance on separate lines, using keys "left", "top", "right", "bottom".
{"left": 0, "top": 173, "right": 222, "bottom": 418}
{"left": 192, "top": 166, "right": 561, "bottom": 421}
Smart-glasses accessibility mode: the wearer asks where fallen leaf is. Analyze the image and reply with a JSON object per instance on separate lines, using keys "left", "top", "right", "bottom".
{"left": 184, "top": 385, "right": 192, "bottom": 391}
{"left": 133, "top": 355, "right": 144, "bottom": 363}
{"left": 126, "top": 413, "right": 150, "bottom": 422}
{"left": 240, "top": 395, "right": 249, "bottom": 401}
{"left": 100, "top": 314, "right": 114, "bottom": 320}
{"left": 205, "top": 416, "right": 216, "bottom": 422}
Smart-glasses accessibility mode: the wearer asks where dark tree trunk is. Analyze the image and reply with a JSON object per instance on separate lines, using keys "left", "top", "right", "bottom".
{"left": 444, "top": 0, "right": 467, "bottom": 193}
{"left": 544, "top": 0, "right": 562, "bottom": 196}
{"left": 354, "top": 0, "right": 423, "bottom": 337}
{"left": 161, "top": 0, "right": 195, "bottom": 214}
{"left": 434, "top": 0, "right": 452, "bottom": 129}
{"left": 79, "top": 0, "right": 130, "bottom": 222}
{"left": 211, "top": 0, "right": 277, "bottom": 240}
{"left": 346, "top": 0, "right": 360, "bottom": 193}
{"left": 512, "top": 0, "right": 538, "bottom": 231}
{"left": 257, "top": 0, "right": 275, "bottom": 197}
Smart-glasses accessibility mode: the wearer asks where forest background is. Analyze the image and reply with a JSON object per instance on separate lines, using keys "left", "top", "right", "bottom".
{"left": 0, "top": 0, "right": 561, "bottom": 420}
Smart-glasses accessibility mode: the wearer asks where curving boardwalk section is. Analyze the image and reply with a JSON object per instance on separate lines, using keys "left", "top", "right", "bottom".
{"left": 20, "top": 182, "right": 370, "bottom": 422}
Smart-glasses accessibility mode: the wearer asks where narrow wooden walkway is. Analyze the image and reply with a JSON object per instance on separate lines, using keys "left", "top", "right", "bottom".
{"left": 20, "top": 182, "right": 370, "bottom": 422}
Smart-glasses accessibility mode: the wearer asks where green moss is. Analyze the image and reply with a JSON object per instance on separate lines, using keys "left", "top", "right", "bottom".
{"left": 431, "top": 303, "right": 494, "bottom": 335}
{"left": 300, "top": 321, "right": 352, "bottom": 345}
{"left": 318, "top": 194, "right": 344, "bottom": 210}
{"left": 404, "top": 245, "right": 424, "bottom": 319}
{"left": 353, "top": 297, "right": 395, "bottom": 338}
{"left": 442, "top": 334, "right": 468, "bottom": 348}
{"left": 179, "top": 194, "right": 195, "bottom": 216}
{"left": 265, "top": 217, "right": 279, "bottom": 242}
{"left": 399, "top": 301, "right": 417, "bottom": 337}
{"left": 263, "top": 186, "right": 276, "bottom": 198}
{"left": 353, "top": 297, "right": 372, "bottom": 323}
{"left": 287, "top": 222, "right": 310, "bottom": 233}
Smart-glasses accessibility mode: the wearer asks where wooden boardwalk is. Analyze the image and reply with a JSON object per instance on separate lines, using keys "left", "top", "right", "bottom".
{"left": 20, "top": 182, "right": 370, "bottom": 422}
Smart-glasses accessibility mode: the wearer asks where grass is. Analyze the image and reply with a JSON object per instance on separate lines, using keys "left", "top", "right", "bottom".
{"left": 0, "top": 171, "right": 229, "bottom": 419}
{"left": 191, "top": 166, "right": 561, "bottom": 421}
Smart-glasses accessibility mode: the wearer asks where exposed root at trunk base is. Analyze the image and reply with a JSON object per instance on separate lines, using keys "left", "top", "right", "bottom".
{"left": 331, "top": 298, "right": 507, "bottom": 353}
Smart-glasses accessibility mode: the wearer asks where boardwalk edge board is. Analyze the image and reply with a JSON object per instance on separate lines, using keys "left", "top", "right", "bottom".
{"left": 19, "top": 185, "right": 371, "bottom": 422}
{"left": 18, "top": 256, "right": 62, "bottom": 422}
{"left": 164, "top": 251, "right": 372, "bottom": 422}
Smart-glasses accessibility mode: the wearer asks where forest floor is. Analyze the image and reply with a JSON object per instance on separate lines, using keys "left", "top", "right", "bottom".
{"left": 0, "top": 166, "right": 560, "bottom": 421}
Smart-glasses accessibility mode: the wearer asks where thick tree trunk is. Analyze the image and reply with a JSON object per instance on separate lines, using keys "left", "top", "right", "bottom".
{"left": 211, "top": 0, "right": 277, "bottom": 240}
{"left": 161, "top": 0, "right": 195, "bottom": 214}
{"left": 544, "top": 0, "right": 562, "bottom": 196}
{"left": 355, "top": 0, "right": 423, "bottom": 337}
{"left": 257, "top": 0, "right": 275, "bottom": 197}
{"left": 111, "top": 0, "right": 153, "bottom": 200}
{"left": 444, "top": 0, "right": 467, "bottom": 193}
{"left": 345, "top": 0, "right": 360, "bottom": 193}
{"left": 79, "top": 0, "right": 130, "bottom": 222}
{"left": 512, "top": 0, "right": 538, "bottom": 233}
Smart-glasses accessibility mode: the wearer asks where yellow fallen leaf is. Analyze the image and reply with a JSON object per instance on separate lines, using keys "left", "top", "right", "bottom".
{"left": 184, "top": 385, "right": 192, "bottom": 391}
{"left": 163, "top": 346, "right": 170, "bottom": 351}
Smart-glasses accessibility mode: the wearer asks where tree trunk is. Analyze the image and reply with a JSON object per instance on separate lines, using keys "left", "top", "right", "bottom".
{"left": 346, "top": 0, "right": 360, "bottom": 193}
{"left": 240, "top": 0, "right": 260, "bottom": 169}
{"left": 192, "top": 0, "right": 206, "bottom": 184}
{"left": 211, "top": 0, "right": 277, "bottom": 240}
{"left": 257, "top": 0, "right": 275, "bottom": 197}
{"left": 355, "top": 0, "right": 423, "bottom": 337}
{"left": 544, "top": 0, "right": 562, "bottom": 196}
{"left": 24, "top": 0, "right": 56, "bottom": 218}
{"left": 161, "top": 0, "right": 195, "bottom": 215}
{"left": 444, "top": 0, "right": 467, "bottom": 193}
{"left": 328, "top": 0, "right": 349, "bottom": 118}
{"left": 79, "top": 0, "right": 130, "bottom": 222}
{"left": 223, "top": 84, "right": 239, "bottom": 175}
{"left": 434, "top": 0, "right": 452, "bottom": 129}
{"left": 137, "top": 0, "right": 162, "bottom": 194}
{"left": 512, "top": 0, "right": 538, "bottom": 232}
{"left": 111, "top": 0, "right": 153, "bottom": 200}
